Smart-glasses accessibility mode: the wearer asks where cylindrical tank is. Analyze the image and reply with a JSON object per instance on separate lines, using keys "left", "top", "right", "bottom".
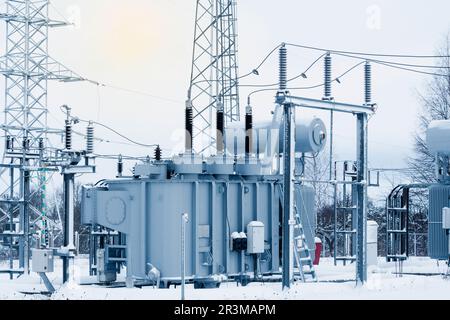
{"left": 225, "top": 116, "right": 327, "bottom": 157}
{"left": 427, "top": 120, "right": 450, "bottom": 154}
{"left": 293, "top": 116, "right": 327, "bottom": 153}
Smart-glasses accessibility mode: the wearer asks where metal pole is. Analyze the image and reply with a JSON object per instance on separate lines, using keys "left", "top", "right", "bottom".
{"left": 329, "top": 110, "right": 334, "bottom": 180}
{"left": 181, "top": 213, "right": 189, "bottom": 300}
{"left": 414, "top": 233, "right": 417, "bottom": 256}
{"left": 9, "top": 163, "right": 14, "bottom": 279}
{"left": 23, "top": 167, "right": 30, "bottom": 274}
{"left": 333, "top": 182, "right": 337, "bottom": 266}
{"left": 63, "top": 172, "right": 75, "bottom": 283}
{"left": 282, "top": 102, "right": 295, "bottom": 289}
{"left": 356, "top": 113, "right": 368, "bottom": 284}
{"left": 18, "top": 162, "right": 25, "bottom": 270}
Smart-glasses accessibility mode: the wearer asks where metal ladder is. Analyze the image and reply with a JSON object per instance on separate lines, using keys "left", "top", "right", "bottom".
{"left": 293, "top": 206, "right": 317, "bottom": 282}
{"left": 278, "top": 183, "right": 317, "bottom": 283}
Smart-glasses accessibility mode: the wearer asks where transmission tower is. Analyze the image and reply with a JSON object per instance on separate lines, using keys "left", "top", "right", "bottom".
{"left": 187, "top": 0, "right": 240, "bottom": 154}
{"left": 0, "top": 0, "right": 83, "bottom": 277}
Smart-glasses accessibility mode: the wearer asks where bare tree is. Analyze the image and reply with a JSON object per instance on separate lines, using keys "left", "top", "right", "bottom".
{"left": 404, "top": 33, "right": 450, "bottom": 256}
{"left": 408, "top": 33, "right": 450, "bottom": 184}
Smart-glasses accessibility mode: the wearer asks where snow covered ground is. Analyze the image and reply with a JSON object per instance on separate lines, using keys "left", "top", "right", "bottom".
{"left": 0, "top": 256, "right": 449, "bottom": 300}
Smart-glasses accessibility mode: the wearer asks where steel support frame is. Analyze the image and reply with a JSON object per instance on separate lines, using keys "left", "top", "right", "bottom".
{"left": 278, "top": 93, "right": 372, "bottom": 284}
{"left": 356, "top": 113, "right": 368, "bottom": 284}
{"left": 0, "top": 0, "right": 84, "bottom": 277}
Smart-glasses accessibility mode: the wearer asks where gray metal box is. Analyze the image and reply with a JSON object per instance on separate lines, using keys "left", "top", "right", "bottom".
{"left": 247, "top": 221, "right": 265, "bottom": 254}
{"left": 31, "top": 249, "right": 54, "bottom": 273}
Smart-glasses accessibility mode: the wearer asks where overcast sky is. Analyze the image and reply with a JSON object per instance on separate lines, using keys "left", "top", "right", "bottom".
{"left": 1, "top": 0, "right": 450, "bottom": 201}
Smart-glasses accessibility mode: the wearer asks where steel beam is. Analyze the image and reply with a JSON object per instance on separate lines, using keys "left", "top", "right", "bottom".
{"left": 283, "top": 96, "right": 375, "bottom": 115}
{"left": 63, "top": 172, "right": 75, "bottom": 283}
{"left": 282, "top": 102, "right": 295, "bottom": 289}
{"left": 356, "top": 113, "right": 368, "bottom": 283}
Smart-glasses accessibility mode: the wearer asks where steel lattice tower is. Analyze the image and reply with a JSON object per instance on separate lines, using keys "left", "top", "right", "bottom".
{"left": 0, "top": 0, "right": 82, "bottom": 277}
{"left": 187, "top": 0, "right": 240, "bottom": 154}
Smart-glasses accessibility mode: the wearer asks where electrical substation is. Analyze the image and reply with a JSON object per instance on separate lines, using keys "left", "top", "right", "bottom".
{"left": 0, "top": 0, "right": 449, "bottom": 297}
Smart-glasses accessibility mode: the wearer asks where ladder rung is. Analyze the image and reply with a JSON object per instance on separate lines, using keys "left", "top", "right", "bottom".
{"left": 335, "top": 256, "right": 356, "bottom": 261}
{"left": 387, "top": 229, "right": 407, "bottom": 234}
{"left": 303, "top": 271, "right": 315, "bottom": 275}
{"left": 387, "top": 254, "right": 407, "bottom": 259}
{"left": 336, "top": 230, "right": 356, "bottom": 234}
{"left": 387, "top": 208, "right": 406, "bottom": 211}
{"left": 107, "top": 258, "right": 126, "bottom": 262}
{"left": 107, "top": 245, "right": 127, "bottom": 249}
{"left": 91, "top": 231, "right": 120, "bottom": 236}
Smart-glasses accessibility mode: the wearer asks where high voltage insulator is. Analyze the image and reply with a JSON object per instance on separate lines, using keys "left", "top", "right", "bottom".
{"left": 154, "top": 145, "right": 162, "bottom": 161}
{"left": 22, "top": 138, "right": 30, "bottom": 150}
{"left": 365, "top": 61, "right": 372, "bottom": 105}
{"left": 6, "top": 135, "right": 11, "bottom": 150}
{"left": 39, "top": 138, "right": 44, "bottom": 152}
{"left": 117, "top": 155, "right": 123, "bottom": 177}
{"left": 324, "top": 52, "right": 332, "bottom": 99}
{"left": 216, "top": 100, "right": 225, "bottom": 154}
{"left": 279, "top": 44, "right": 287, "bottom": 91}
{"left": 65, "top": 120, "right": 72, "bottom": 150}
{"left": 245, "top": 104, "right": 253, "bottom": 156}
{"left": 185, "top": 99, "right": 193, "bottom": 153}
{"left": 86, "top": 121, "right": 94, "bottom": 154}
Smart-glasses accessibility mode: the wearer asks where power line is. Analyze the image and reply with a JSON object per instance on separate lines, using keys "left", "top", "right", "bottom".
{"left": 76, "top": 119, "right": 159, "bottom": 148}
{"left": 93, "top": 154, "right": 150, "bottom": 161}
{"left": 190, "top": 44, "right": 282, "bottom": 90}
{"left": 71, "top": 129, "right": 140, "bottom": 147}
{"left": 47, "top": 108, "right": 144, "bottom": 147}
{"left": 49, "top": 2, "right": 71, "bottom": 25}
{"left": 246, "top": 61, "right": 365, "bottom": 100}
{"left": 240, "top": 52, "right": 327, "bottom": 88}
{"left": 77, "top": 78, "right": 184, "bottom": 105}
{"left": 238, "top": 44, "right": 281, "bottom": 79}
{"left": 59, "top": 107, "right": 158, "bottom": 148}
{"left": 371, "top": 60, "right": 449, "bottom": 77}
{"left": 285, "top": 42, "right": 450, "bottom": 59}
{"left": 101, "top": 83, "right": 183, "bottom": 104}
{"left": 334, "top": 52, "right": 450, "bottom": 70}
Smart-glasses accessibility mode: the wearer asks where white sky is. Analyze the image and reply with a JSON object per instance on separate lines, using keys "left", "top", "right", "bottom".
{"left": 1, "top": 0, "right": 450, "bottom": 201}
